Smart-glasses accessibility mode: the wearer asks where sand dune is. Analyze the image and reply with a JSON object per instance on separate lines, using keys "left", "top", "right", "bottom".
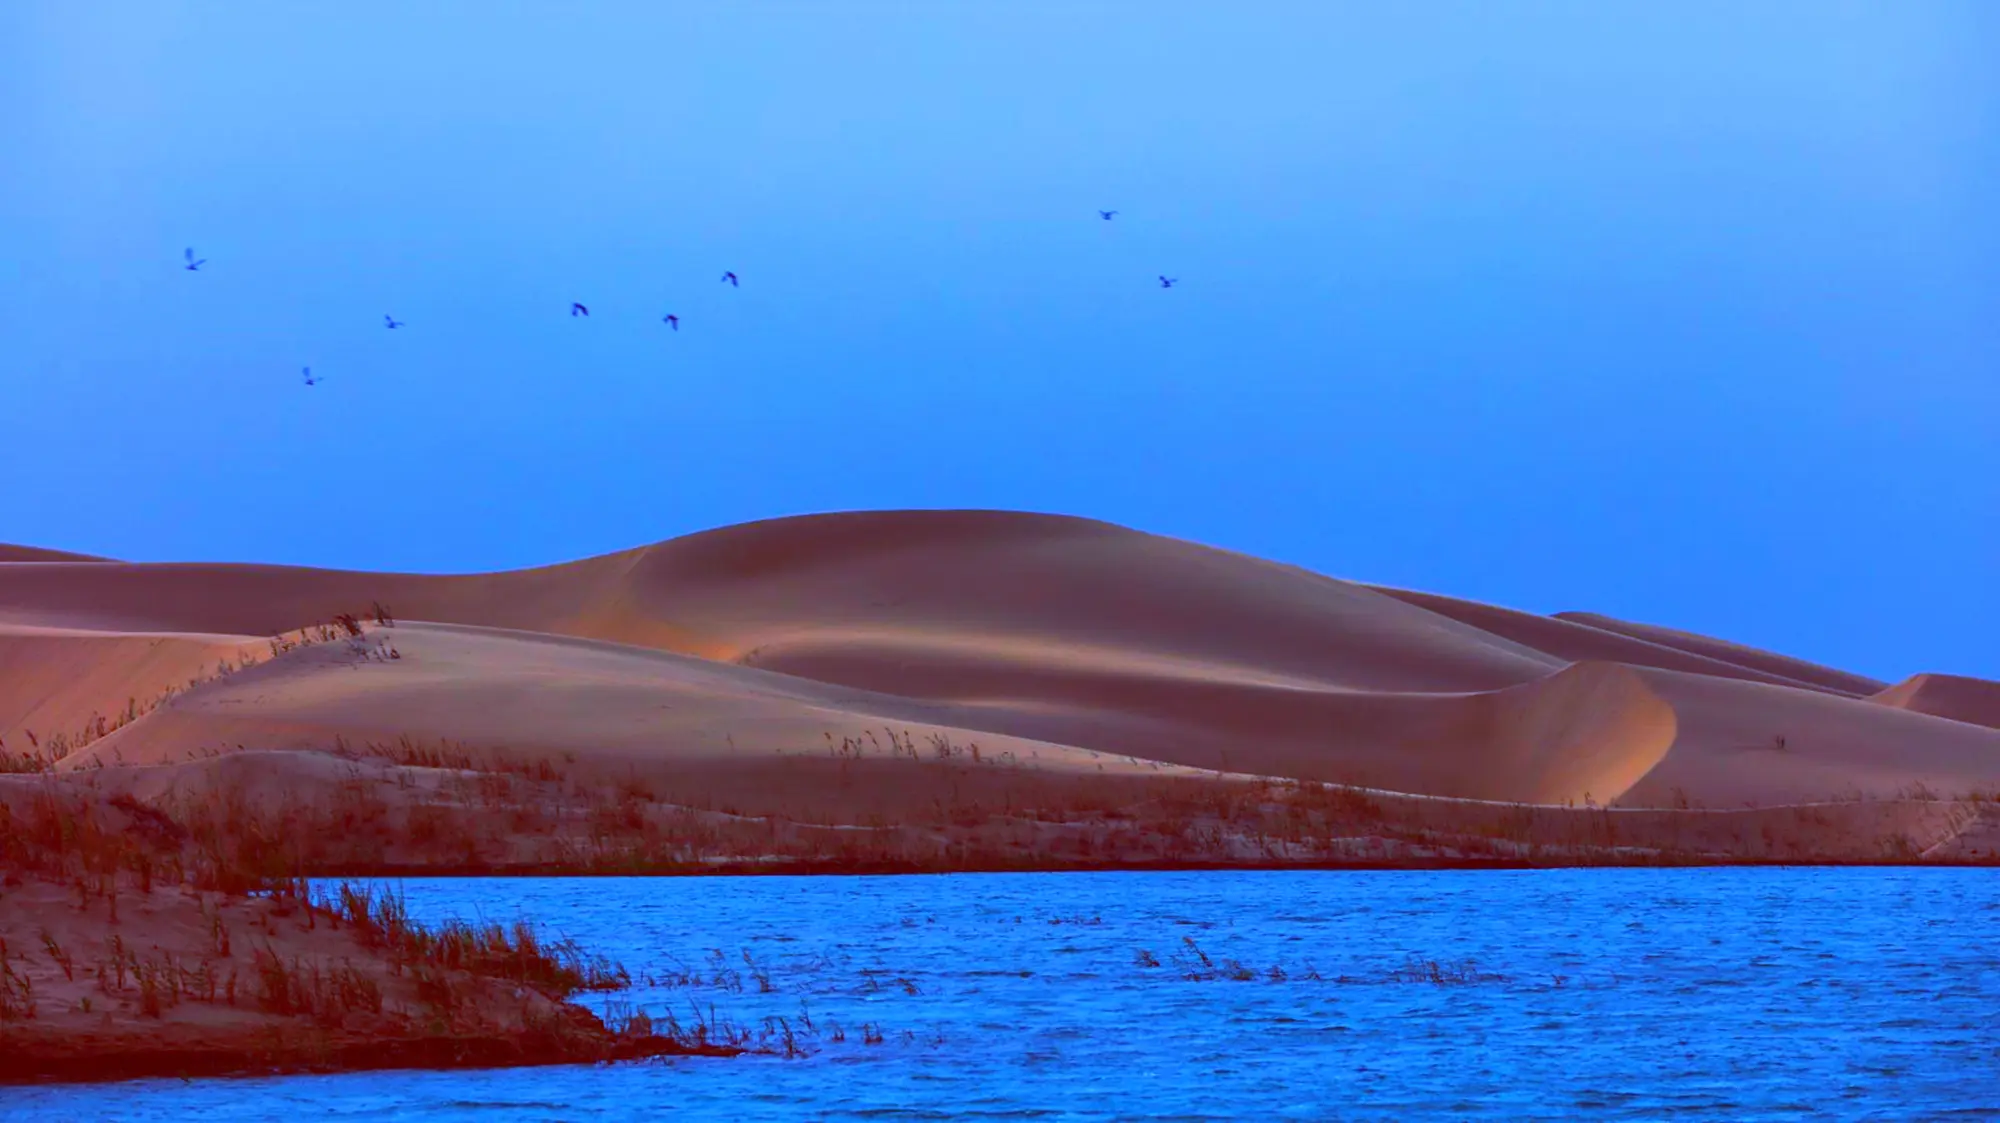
{"left": 0, "top": 513, "right": 1556, "bottom": 689}
{"left": 0, "top": 544, "right": 113, "bottom": 563}
{"left": 46, "top": 621, "right": 1666, "bottom": 808}
{"left": 607, "top": 511, "right": 1560, "bottom": 692}
{"left": 1870, "top": 673, "right": 2000, "bottom": 732}
{"left": 1368, "top": 586, "right": 1865, "bottom": 695}
{"left": 2, "top": 510, "right": 1992, "bottom": 813}
{"left": 1616, "top": 667, "right": 2000, "bottom": 807}
{"left": 1552, "top": 611, "right": 1884, "bottom": 697}
{"left": 62, "top": 620, "right": 1151, "bottom": 779}
{"left": 0, "top": 624, "right": 263, "bottom": 755}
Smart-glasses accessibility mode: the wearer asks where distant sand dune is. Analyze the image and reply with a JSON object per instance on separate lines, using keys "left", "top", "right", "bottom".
{"left": 1552, "top": 611, "right": 1884, "bottom": 697}
{"left": 1870, "top": 673, "right": 2000, "bottom": 732}
{"left": 608, "top": 511, "right": 1561, "bottom": 691}
{"left": 3, "top": 510, "right": 1992, "bottom": 811}
{"left": 1619, "top": 668, "right": 2000, "bottom": 807}
{"left": 1369, "top": 586, "right": 1866, "bottom": 695}
{"left": 0, "top": 543, "right": 114, "bottom": 563}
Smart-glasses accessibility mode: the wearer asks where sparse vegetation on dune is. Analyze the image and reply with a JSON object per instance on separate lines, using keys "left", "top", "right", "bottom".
{"left": 0, "top": 606, "right": 406, "bottom": 776}
{"left": 11, "top": 724, "right": 1991, "bottom": 885}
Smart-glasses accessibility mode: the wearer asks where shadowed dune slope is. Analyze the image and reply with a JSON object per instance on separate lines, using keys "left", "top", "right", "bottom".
{"left": 1, "top": 510, "right": 1988, "bottom": 808}
{"left": 1870, "top": 674, "right": 2000, "bottom": 732}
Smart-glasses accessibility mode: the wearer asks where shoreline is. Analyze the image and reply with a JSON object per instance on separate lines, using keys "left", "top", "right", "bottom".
{"left": 3, "top": 759, "right": 1993, "bottom": 1089}
{"left": 0, "top": 785, "right": 746, "bottom": 1089}
{"left": 295, "top": 853, "right": 2000, "bottom": 879}
{"left": 0, "top": 1016, "right": 741, "bottom": 1088}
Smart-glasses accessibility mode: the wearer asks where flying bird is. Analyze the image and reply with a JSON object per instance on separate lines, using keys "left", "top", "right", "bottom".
{"left": 183, "top": 248, "right": 205, "bottom": 271}
{"left": 301, "top": 367, "right": 320, "bottom": 387}
{"left": 1099, "top": 210, "right": 1117, "bottom": 220}
{"left": 662, "top": 314, "right": 680, "bottom": 331}
{"left": 1158, "top": 276, "right": 1177, "bottom": 288}
{"left": 721, "top": 271, "right": 739, "bottom": 287}
{"left": 571, "top": 302, "right": 589, "bottom": 317}
{"left": 384, "top": 314, "right": 404, "bottom": 329}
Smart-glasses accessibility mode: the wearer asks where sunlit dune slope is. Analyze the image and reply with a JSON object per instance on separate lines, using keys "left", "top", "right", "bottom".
{"left": 2, "top": 509, "right": 1992, "bottom": 809}
{"left": 1870, "top": 673, "right": 2000, "bottom": 732}
{"left": 59, "top": 620, "right": 1132, "bottom": 776}
{"left": 0, "top": 624, "right": 263, "bottom": 753}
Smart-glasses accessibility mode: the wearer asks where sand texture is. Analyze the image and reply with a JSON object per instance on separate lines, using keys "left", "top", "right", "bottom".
{"left": 2, "top": 510, "right": 1994, "bottom": 828}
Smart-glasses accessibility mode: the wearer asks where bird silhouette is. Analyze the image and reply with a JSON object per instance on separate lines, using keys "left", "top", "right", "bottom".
{"left": 571, "top": 302, "right": 589, "bottom": 317}
{"left": 183, "top": 248, "right": 205, "bottom": 271}
{"left": 721, "top": 271, "right": 739, "bottom": 287}
{"left": 301, "top": 367, "right": 320, "bottom": 387}
{"left": 663, "top": 314, "right": 680, "bottom": 331}
{"left": 384, "top": 314, "right": 404, "bottom": 329}
{"left": 1159, "top": 276, "right": 1177, "bottom": 288}
{"left": 1099, "top": 210, "right": 1118, "bottom": 220}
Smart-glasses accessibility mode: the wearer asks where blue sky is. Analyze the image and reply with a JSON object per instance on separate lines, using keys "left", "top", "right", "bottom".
{"left": 2, "top": 2, "right": 1994, "bottom": 681}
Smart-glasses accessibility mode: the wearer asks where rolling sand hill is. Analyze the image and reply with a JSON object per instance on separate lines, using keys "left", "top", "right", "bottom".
{"left": 2, "top": 511, "right": 1996, "bottom": 838}
{"left": 1869, "top": 673, "right": 2000, "bottom": 733}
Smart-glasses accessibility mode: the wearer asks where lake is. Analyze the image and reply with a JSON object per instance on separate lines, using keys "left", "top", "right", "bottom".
{"left": 7, "top": 868, "right": 1997, "bottom": 1120}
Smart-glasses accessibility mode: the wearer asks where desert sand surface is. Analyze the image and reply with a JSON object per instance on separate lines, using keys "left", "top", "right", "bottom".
{"left": 1, "top": 509, "right": 1995, "bottom": 863}
{"left": 1869, "top": 673, "right": 2000, "bottom": 732}
{"left": 0, "top": 545, "right": 113, "bottom": 564}
{"left": 1550, "top": 611, "right": 1886, "bottom": 697}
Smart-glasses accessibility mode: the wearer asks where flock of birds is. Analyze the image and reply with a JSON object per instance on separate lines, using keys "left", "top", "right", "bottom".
{"left": 182, "top": 209, "right": 1175, "bottom": 389}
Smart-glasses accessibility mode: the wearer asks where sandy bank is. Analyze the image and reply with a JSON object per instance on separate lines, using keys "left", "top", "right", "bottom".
{"left": 0, "top": 785, "right": 734, "bottom": 1085}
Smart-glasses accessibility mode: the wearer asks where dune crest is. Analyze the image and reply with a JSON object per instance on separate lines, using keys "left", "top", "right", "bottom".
{"left": 0, "top": 544, "right": 114, "bottom": 563}
{"left": 0, "top": 624, "right": 263, "bottom": 757}
{"left": 1870, "top": 673, "right": 2000, "bottom": 732}
{"left": 1552, "top": 611, "right": 1884, "bottom": 697}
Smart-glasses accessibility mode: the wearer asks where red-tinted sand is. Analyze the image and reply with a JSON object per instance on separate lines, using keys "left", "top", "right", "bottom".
{"left": 3, "top": 511, "right": 1992, "bottom": 812}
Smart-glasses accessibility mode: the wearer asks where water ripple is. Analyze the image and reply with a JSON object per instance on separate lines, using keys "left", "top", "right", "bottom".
{"left": 3, "top": 868, "right": 1996, "bottom": 1120}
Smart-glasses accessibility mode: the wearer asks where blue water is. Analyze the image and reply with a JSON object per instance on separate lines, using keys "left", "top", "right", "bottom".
{"left": 6, "top": 869, "right": 1997, "bottom": 1121}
